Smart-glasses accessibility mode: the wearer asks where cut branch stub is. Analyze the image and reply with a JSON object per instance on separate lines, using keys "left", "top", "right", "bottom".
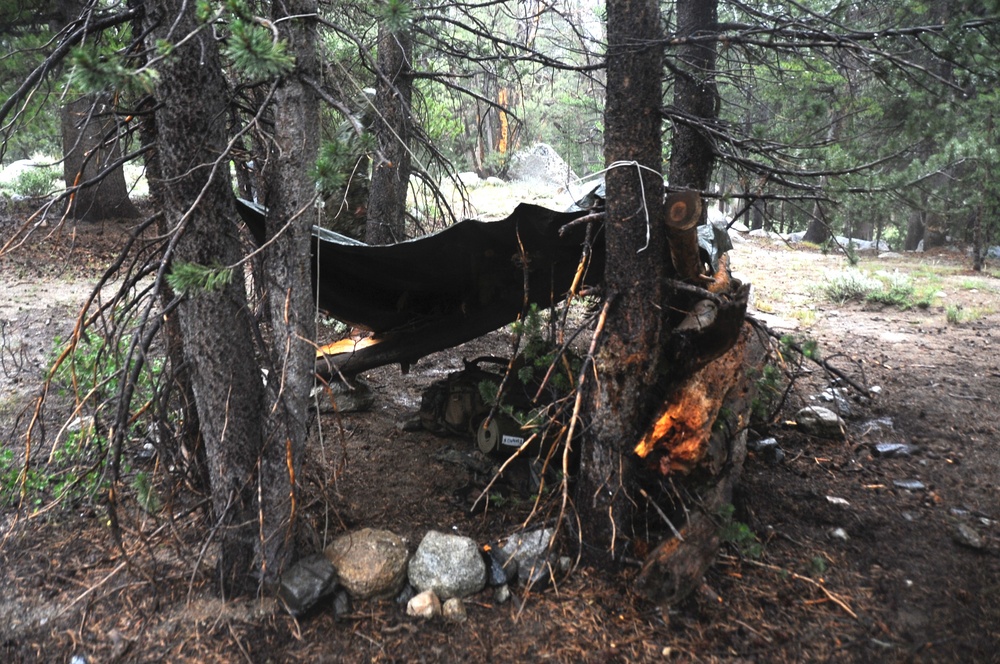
{"left": 665, "top": 190, "right": 704, "bottom": 281}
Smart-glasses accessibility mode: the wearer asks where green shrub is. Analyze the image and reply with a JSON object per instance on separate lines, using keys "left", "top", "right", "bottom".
{"left": 11, "top": 165, "right": 59, "bottom": 197}
{"left": 821, "top": 269, "right": 917, "bottom": 309}
{"left": 867, "top": 272, "right": 915, "bottom": 307}
{"left": 821, "top": 269, "right": 883, "bottom": 303}
{"left": 718, "top": 503, "right": 763, "bottom": 559}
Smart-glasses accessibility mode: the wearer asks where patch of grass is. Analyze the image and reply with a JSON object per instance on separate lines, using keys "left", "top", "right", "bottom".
{"left": 791, "top": 308, "right": 818, "bottom": 327}
{"left": 0, "top": 430, "right": 109, "bottom": 508}
{"left": 750, "top": 363, "right": 785, "bottom": 425}
{"left": 1, "top": 331, "right": 166, "bottom": 511}
{"left": 866, "top": 272, "right": 915, "bottom": 307}
{"left": 946, "top": 304, "right": 992, "bottom": 325}
{"left": 959, "top": 278, "right": 983, "bottom": 291}
{"left": 820, "top": 269, "right": 883, "bottom": 304}
{"left": 753, "top": 293, "right": 777, "bottom": 313}
{"left": 821, "top": 269, "right": 921, "bottom": 309}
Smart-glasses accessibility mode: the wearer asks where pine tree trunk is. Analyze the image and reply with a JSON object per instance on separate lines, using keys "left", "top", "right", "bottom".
{"left": 802, "top": 194, "right": 830, "bottom": 244}
{"left": 61, "top": 95, "right": 140, "bottom": 221}
{"left": 145, "top": 1, "right": 266, "bottom": 597}
{"left": 578, "top": 0, "right": 666, "bottom": 558}
{"left": 667, "top": 0, "right": 719, "bottom": 191}
{"left": 255, "top": 0, "right": 321, "bottom": 583}
{"left": 904, "top": 207, "right": 925, "bottom": 250}
{"left": 366, "top": 23, "right": 413, "bottom": 245}
{"left": 582, "top": 0, "right": 753, "bottom": 613}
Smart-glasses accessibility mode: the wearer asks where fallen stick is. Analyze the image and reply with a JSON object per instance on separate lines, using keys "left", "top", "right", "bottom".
{"left": 747, "top": 316, "right": 870, "bottom": 395}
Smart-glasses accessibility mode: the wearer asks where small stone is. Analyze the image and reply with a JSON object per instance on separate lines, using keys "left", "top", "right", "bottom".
{"left": 497, "top": 528, "right": 555, "bottom": 567}
{"left": 396, "top": 415, "right": 423, "bottom": 432}
{"left": 818, "top": 387, "right": 854, "bottom": 417}
{"left": 332, "top": 589, "right": 352, "bottom": 618}
{"left": 748, "top": 437, "right": 785, "bottom": 464}
{"left": 747, "top": 437, "right": 777, "bottom": 451}
{"left": 873, "top": 442, "right": 918, "bottom": 458}
{"left": 406, "top": 590, "right": 441, "bottom": 619}
{"left": 494, "top": 584, "right": 511, "bottom": 604}
{"left": 442, "top": 598, "right": 468, "bottom": 623}
{"left": 408, "top": 530, "right": 486, "bottom": 599}
{"left": 826, "top": 496, "right": 850, "bottom": 506}
{"left": 494, "top": 528, "right": 560, "bottom": 588}
{"left": 313, "top": 379, "right": 375, "bottom": 413}
{"left": 67, "top": 416, "right": 94, "bottom": 433}
{"left": 135, "top": 441, "right": 157, "bottom": 463}
{"left": 893, "top": 479, "right": 926, "bottom": 491}
{"left": 518, "top": 557, "right": 554, "bottom": 589}
{"left": 483, "top": 548, "right": 512, "bottom": 586}
{"left": 829, "top": 527, "right": 849, "bottom": 542}
{"left": 278, "top": 553, "right": 339, "bottom": 617}
{"left": 952, "top": 523, "right": 985, "bottom": 550}
{"left": 794, "top": 406, "right": 846, "bottom": 439}
{"left": 395, "top": 584, "right": 416, "bottom": 607}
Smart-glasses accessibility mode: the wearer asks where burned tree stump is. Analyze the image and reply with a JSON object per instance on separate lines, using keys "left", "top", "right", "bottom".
{"left": 633, "top": 321, "right": 768, "bottom": 608}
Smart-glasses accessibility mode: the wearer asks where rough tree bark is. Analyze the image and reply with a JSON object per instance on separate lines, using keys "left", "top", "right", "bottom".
{"left": 255, "top": 0, "right": 320, "bottom": 581}
{"left": 144, "top": 1, "right": 266, "bottom": 597}
{"left": 667, "top": 0, "right": 718, "bottom": 191}
{"left": 802, "top": 192, "right": 831, "bottom": 245}
{"left": 56, "top": 0, "right": 140, "bottom": 225}
{"left": 366, "top": 22, "right": 413, "bottom": 245}
{"left": 580, "top": 0, "right": 756, "bottom": 611}
{"left": 61, "top": 95, "right": 140, "bottom": 221}
{"left": 577, "top": 0, "right": 666, "bottom": 558}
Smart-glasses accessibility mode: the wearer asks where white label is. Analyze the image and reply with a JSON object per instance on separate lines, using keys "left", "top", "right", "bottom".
{"left": 501, "top": 435, "right": 524, "bottom": 447}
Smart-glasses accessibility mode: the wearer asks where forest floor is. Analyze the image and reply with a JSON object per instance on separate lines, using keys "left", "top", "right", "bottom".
{"left": 0, "top": 202, "right": 999, "bottom": 663}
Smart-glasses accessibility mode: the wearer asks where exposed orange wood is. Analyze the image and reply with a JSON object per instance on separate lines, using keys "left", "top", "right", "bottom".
{"left": 497, "top": 87, "right": 510, "bottom": 155}
{"left": 316, "top": 336, "right": 379, "bottom": 359}
{"left": 633, "top": 326, "right": 749, "bottom": 474}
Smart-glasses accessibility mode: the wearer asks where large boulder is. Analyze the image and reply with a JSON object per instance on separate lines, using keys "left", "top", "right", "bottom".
{"left": 408, "top": 530, "right": 486, "bottom": 599}
{"left": 324, "top": 528, "right": 409, "bottom": 600}
{"left": 507, "top": 143, "right": 578, "bottom": 187}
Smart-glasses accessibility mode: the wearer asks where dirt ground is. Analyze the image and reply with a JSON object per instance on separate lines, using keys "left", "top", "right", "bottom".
{"left": 0, "top": 209, "right": 998, "bottom": 663}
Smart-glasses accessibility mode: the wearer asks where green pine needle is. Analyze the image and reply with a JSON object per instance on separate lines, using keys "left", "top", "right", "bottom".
{"left": 167, "top": 261, "right": 234, "bottom": 294}
{"left": 223, "top": 19, "right": 295, "bottom": 79}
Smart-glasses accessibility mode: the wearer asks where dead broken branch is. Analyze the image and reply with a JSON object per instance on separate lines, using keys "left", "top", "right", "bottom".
{"left": 737, "top": 557, "right": 858, "bottom": 620}
{"left": 747, "top": 316, "right": 869, "bottom": 395}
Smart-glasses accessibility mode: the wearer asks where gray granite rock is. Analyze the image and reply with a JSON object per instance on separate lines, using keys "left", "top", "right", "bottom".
{"left": 408, "top": 530, "right": 486, "bottom": 599}
{"left": 496, "top": 528, "right": 557, "bottom": 587}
